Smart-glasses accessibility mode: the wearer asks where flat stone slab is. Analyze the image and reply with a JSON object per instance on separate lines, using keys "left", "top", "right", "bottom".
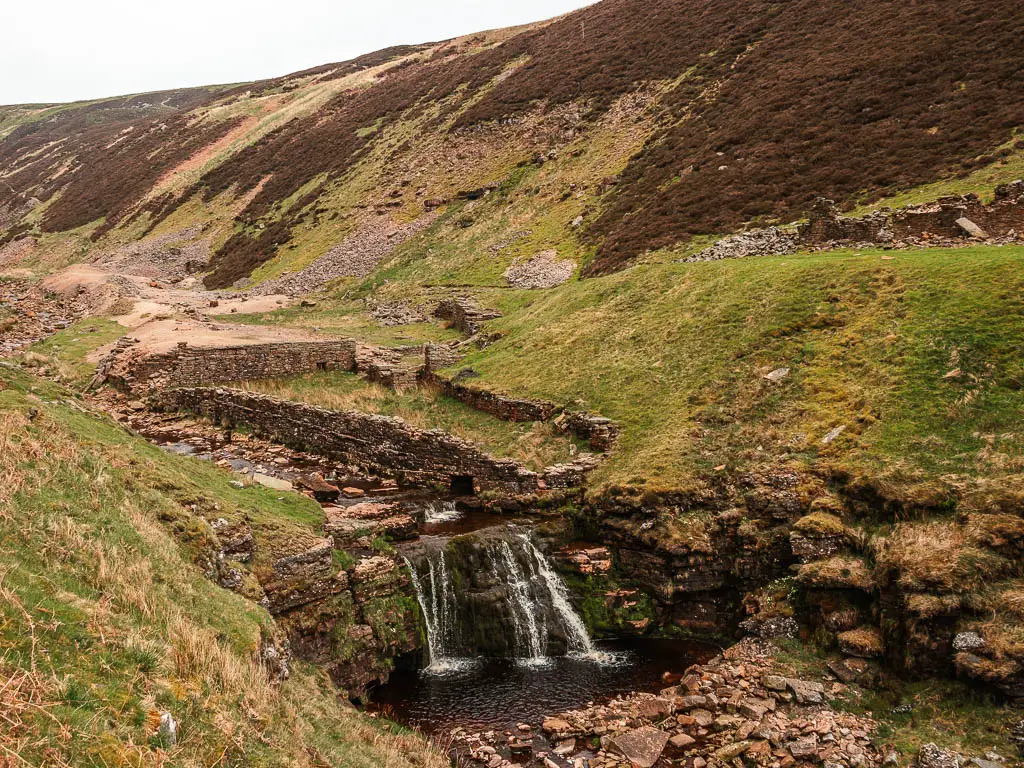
{"left": 251, "top": 472, "right": 293, "bottom": 491}
{"left": 609, "top": 726, "right": 670, "bottom": 768}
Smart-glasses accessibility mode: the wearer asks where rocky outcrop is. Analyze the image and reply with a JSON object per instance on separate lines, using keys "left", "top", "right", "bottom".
{"left": 572, "top": 484, "right": 800, "bottom": 637}
{"left": 268, "top": 546, "right": 420, "bottom": 695}
{"left": 324, "top": 502, "right": 417, "bottom": 548}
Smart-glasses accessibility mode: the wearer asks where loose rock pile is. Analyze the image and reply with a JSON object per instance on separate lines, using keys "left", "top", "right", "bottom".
{"left": 0, "top": 237, "right": 34, "bottom": 267}
{"left": 255, "top": 213, "right": 438, "bottom": 295}
{"left": 684, "top": 228, "right": 799, "bottom": 263}
{"left": 91, "top": 225, "right": 209, "bottom": 283}
{"left": 456, "top": 639, "right": 887, "bottom": 768}
{"left": 369, "top": 300, "right": 429, "bottom": 326}
{"left": 0, "top": 279, "right": 81, "bottom": 356}
{"left": 504, "top": 250, "right": 576, "bottom": 289}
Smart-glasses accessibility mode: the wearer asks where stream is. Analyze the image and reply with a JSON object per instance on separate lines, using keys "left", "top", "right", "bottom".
{"left": 112, "top": 402, "right": 717, "bottom": 749}
{"left": 371, "top": 637, "right": 715, "bottom": 734}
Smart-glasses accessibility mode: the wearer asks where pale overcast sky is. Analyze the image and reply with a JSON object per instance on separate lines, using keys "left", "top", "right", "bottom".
{"left": 2, "top": 0, "right": 597, "bottom": 106}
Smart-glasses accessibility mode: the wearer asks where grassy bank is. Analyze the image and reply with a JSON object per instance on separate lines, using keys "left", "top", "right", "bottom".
{"left": 0, "top": 365, "right": 444, "bottom": 767}
{"left": 442, "top": 245, "right": 1024, "bottom": 499}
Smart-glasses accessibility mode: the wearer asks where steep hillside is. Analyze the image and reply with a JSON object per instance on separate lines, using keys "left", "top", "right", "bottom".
{"left": 0, "top": 365, "right": 445, "bottom": 767}
{"left": 2, "top": 0, "right": 1022, "bottom": 283}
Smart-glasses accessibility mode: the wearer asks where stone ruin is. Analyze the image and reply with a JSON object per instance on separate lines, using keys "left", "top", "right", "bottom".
{"left": 686, "top": 180, "right": 1024, "bottom": 262}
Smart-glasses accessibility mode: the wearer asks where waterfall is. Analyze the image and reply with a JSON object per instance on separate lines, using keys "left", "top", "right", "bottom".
{"left": 404, "top": 527, "right": 599, "bottom": 671}
{"left": 522, "top": 535, "right": 597, "bottom": 657}
{"left": 423, "top": 500, "right": 461, "bottom": 524}
{"left": 405, "top": 550, "right": 464, "bottom": 673}
{"left": 496, "top": 540, "right": 547, "bottom": 662}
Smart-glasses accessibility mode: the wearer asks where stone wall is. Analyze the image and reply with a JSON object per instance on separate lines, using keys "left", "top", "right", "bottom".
{"left": 108, "top": 339, "right": 357, "bottom": 392}
{"left": 433, "top": 297, "right": 502, "bottom": 335}
{"left": 424, "top": 371, "right": 560, "bottom": 422}
{"left": 157, "top": 386, "right": 539, "bottom": 493}
{"left": 106, "top": 335, "right": 620, "bottom": 452}
{"left": 688, "top": 182, "right": 1024, "bottom": 263}
{"left": 354, "top": 342, "right": 422, "bottom": 389}
{"left": 799, "top": 182, "right": 1024, "bottom": 245}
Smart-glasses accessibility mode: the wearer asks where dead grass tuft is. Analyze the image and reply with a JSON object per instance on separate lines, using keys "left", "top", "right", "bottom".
{"left": 797, "top": 556, "right": 875, "bottom": 592}
{"left": 879, "top": 520, "right": 1014, "bottom": 594}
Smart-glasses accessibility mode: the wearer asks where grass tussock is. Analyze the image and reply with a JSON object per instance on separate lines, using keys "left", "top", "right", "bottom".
{"left": 793, "top": 512, "right": 847, "bottom": 538}
{"left": 796, "top": 556, "right": 876, "bottom": 592}
{"left": 877, "top": 519, "right": 1014, "bottom": 595}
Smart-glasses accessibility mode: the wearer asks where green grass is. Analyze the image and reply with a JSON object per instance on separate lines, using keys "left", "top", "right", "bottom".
{"left": 231, "top": 369, "right": 582, "bottom": 471}
{"left": 438, "top": 245, "right": 1024, "bottom": 499}
{"left": 230, "top": 298, "right": 462, "bottom": 346}
{"left": 0, "top": 366, "right": 444, "bottom": 767}
{"left": 24, "top": 317, "right": 126, "bottom": 387}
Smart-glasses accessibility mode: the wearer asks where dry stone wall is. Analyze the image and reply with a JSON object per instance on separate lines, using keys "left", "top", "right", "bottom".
{"left": 108, "top": 335, "right": 620, "bottom": 452}
{"left": 433, "top": 296, "right": 502, "bottom": 335}
{"left": 801, "top": 184, "right": 1024, "bottom": 245}
{"left": 157, "top": 386, "right": 540, "bottom": 493}
{"left": 424, "top": 371, "right": 559, "bottom": 422}
{"left": 108, "top": 339, "right": 357, "bottom": 393}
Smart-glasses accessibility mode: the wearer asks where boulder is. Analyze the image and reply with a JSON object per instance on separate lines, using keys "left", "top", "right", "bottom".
{"left": 609, "top": 726, "right": 670, "bottom": 768}
{"left": 917, "top": 743, "right": 961, "bottom": 768}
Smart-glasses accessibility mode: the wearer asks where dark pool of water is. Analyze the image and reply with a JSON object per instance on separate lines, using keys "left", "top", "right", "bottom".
{"left": 369, "top": 638, "right": 719, "bottom": 734}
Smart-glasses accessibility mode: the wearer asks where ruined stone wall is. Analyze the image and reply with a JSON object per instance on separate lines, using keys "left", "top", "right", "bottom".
{"left": 109, "top": 339, "right": 358, "bottom": 393}
{"left": 354, "top": 342, "right": 422, "bottom": 389}
{"left": 423, "top": 371, "right": 559, "bottom": 422}
{"left": 433, "top": 297, "right": 502, "bottom": 335}
{"left": 799, "top": 182, "right": 1024, "bottom": 245}
{"left": 158, "top": 386, "right": 539, "bottom": 493}
{"left": 421, "top": 371, "right": 619, "bottom": 450}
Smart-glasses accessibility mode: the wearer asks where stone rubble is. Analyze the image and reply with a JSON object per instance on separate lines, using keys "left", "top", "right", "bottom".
{"left": 504, "top": 249, "right": 576, "bottom": 289}
{"left": 253, "top": 212, "right": 438, "bottom": 295}
{"left": 0, "top": 279, "right": 85, "bottom": 356}
{"left": 684, "top": 183, "right": 1024, "bottom": 264}
{"left": 454, "top": 639, "right": 888, "bottom": 768}
{"left": 91, "top": 224, "right": 210, "bottom": 283}
{"left": 684, "top": 228, "right": 799, "bottom": 263}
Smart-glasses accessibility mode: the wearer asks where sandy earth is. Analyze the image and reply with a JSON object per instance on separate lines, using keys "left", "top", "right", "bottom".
{"left": 33, "top": 263, "right": 328, "bottom": 361}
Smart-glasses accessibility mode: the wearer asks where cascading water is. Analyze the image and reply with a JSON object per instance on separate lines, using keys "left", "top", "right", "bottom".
{"left": 404, "top": 526, "right": 599, "bottom": 672}
{"left": 405, "top": 549, "right": 467, "bottom": 673}
{"left": 522, "top": 535, "right": 598, "bottom": 658}
{"left": 423, "top": 500, "right": 461, "bottom": 524}
{"left": 496, "top": 540, "right": 547, "bottom": 663}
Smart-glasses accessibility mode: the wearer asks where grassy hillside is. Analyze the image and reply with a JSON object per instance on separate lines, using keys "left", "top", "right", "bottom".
{"left": 230, "top": 243, "right": 1024, "bottom": 508}
{"left": 0, "top": 365, "right": 444, "bottom": 767}
{"left": 456, "top": 245, "right": 1024, "bottom": 499}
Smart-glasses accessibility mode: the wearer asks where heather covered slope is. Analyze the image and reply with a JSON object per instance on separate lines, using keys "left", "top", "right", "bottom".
{"left": 2, "top": 0, "right": 1023, "bottom": 282}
